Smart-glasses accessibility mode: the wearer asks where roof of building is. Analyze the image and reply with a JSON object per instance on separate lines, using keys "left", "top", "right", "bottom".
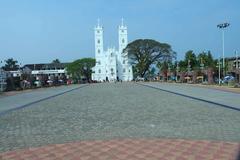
{"left": 225, "top": 57, "right": 239, "bottom": 61}
{"left": 23, "top": 63, "right": 69, "bottom": 70}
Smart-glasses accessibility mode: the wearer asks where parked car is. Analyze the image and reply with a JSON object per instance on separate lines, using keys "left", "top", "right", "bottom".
{"left": 34, "top": 80, "right": 41, "bottom": 87}
{"left": 135, "top": 76, "right": 145, "bottom": 82}
{"left": 222, "top": 75, "right": 235, "bottom": 83}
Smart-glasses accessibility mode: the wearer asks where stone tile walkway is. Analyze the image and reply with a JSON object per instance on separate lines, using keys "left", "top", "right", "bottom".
{"left": 0, "top": 139, "right": 239, "bottom": 160}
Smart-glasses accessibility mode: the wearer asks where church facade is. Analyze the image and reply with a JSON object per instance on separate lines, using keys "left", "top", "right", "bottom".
{"left": 92, "top": 20, "right": 133, "bottom": 82}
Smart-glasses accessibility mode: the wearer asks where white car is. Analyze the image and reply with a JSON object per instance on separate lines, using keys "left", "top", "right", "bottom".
{"left": 135, "top": 76, "right": 145, "bottom": 82}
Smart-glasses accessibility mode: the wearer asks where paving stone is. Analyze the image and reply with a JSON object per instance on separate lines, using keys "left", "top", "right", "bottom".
{"left": 0, "top": 83, "right": 240, "bottom": 159}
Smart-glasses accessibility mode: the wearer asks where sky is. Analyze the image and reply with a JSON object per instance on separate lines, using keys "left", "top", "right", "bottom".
{"left": 0, "top": 0, "right": 239, "bottom": 65}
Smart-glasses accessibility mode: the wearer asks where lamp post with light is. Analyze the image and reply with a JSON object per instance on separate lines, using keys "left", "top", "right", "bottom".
{"left": 176, "top": 62, "right": 179, "bottom": 82}
{"left": 217, "top": 22, "right": 230, "bottom": 77}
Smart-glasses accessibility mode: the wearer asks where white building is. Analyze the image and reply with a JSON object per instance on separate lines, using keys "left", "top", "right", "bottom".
{"left": 92, "top": 20, "right": 133, "bottom": 82}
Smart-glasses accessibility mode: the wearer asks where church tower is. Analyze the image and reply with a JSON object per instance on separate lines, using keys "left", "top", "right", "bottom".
{"left": 118, "top": 18, "right": 128, "bottom": 53}
{"left": 95, "top": 19, "right": 104, "bottom": 58}
{"left": 94, "top": 19, "right": 105, "bottom": 81}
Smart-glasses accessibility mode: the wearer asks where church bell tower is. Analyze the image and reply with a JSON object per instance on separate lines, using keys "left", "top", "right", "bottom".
{"left": 118, "top": 18, "right": 128, "bottom": 54}
{"left": 95, "top": 19, "right": 104, "bottom": 58}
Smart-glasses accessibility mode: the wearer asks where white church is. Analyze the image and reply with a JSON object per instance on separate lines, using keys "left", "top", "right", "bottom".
{"left": 92, "top": 20, "right": 133, "bottom": 82}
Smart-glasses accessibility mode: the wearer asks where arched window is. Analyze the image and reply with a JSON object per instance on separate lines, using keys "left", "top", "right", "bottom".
{"left": 111, "top": 68, "right": 114, "bottom": 73}
{"left": 123, "top": 60, "right": 125, "bottom": 64}
{"left": 123, "top": 68, "right": 126, "bottom": 73}
{"left": 122, "top": 39, "right": 125, "bottom": 43}
{"left": 97, "top": 39, "right": 100, "bottom": 44}
{"left": 121, "top": 30, "right": 124, "bottom": 33}
{"left": 98, "top": 69, "right": 101, "bottom": 73}
{"left": 98, "top": 61, "right": 101, "bottom": 65}
{"left": 98, "top": 49, "right": 100, "bottom": 54}
{"left": 97, "top": 30, "right": 100, "bottom": 33}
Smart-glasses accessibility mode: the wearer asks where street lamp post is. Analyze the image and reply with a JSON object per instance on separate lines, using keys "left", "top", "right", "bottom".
{"left": 200, "top": 58, "right": 204, "bottom": 82}
{"left": 0, "top": 61, "right": 3, "bottom": 92}
{"left": 218, "top": 58, "right": 221, "bottom": 85}
{"left": 187, "top": 60, "right": 191, "bottom": 83}
{"left": 176, "top": 62, "right": 179, "bottom": 82}
{"left": 235, "top": 51, "right": 238, "bottom": 69}
{"left": 217, "top": 22, "right": 230, "bottom": 77}
{"left": 200, "top": 58, "right": 204, "bottom": 70}
{"left": 167, "top": 64, "right": 171, "bottom": 82}
{"left": 187, "top": 60, "right": 191, "bottom": 73}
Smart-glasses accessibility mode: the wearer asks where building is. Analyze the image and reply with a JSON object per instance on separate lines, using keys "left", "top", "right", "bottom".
{"left": 0, "top": 69, "right": 7, "bottom": 92}
{"left": 23, "top": 63, "right": 68, "bottom": 75}
{"left": 226, "top": 57, "right": 240, "bottom": 83}
{"left": 92, "top": 20, "right": 133, "bottom": 82}
{"left": 22, "top": 63, "right": 69, "bottom": 82}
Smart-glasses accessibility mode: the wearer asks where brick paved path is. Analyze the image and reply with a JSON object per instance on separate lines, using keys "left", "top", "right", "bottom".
{"left": 0, "top": 139, "right": 239, "bottom": 160}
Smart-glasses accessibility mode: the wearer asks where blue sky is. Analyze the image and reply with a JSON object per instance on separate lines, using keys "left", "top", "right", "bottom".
{"left": 0, "top": 0, "right": 239, "bottom": 65}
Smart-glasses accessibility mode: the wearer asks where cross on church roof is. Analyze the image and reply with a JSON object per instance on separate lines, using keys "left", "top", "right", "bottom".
{"left": 121, "top": 18, "right": 124, "bottom": 26}
{"left": 97, "top": 18, "right": 100, "bottom": 27}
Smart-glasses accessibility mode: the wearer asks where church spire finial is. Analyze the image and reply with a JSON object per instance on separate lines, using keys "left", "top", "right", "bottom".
{"left": 97, "top": 18, "right": 100, "bottom": 27}
{"left": 121, "top": 18, "right": 124, "bottom": 26}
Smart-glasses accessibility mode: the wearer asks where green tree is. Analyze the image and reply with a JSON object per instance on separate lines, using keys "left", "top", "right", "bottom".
{"left": 184, "top": 50, "right": 197, "bottom": 69}
{"left": 197, "top": 51, "right": 215, "bottom": 68}
{"left": 157, "top": 61, "right": 171, "bottom": 77}
{"left": 123, "top": 39, "right": 176, "bottom": 77}
{"left": 2, "top": 58, "right": 19, "bottom": 71}
{"left": 177, "top": 50, "right": 197, "bottom": 71}
{"left": 66, "top": 58, "right": 95, "bottom": 82}
{"left": 178, "top": 60, "right": 186, "bottom": 71}
{"left": 52, "top": 59, "right": 61, "bottom": 64}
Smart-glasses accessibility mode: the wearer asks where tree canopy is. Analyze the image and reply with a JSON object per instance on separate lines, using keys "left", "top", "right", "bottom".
{"left": 66, "top": 58, "right": 95, "bottom": 82}
{"left": 197, "top": 51, "right": 215, "bottom": 68}
{"left": 52, "top": 59, "right": 61, "bottom": 64}
{"left": 178, "top": 50, "right": 217, "bottom": 72}
{"left": 2, "top": 58, "right": 19, "bottom": 71}
{"left": 123, "top": 39, "right": 176, "bottom": 77}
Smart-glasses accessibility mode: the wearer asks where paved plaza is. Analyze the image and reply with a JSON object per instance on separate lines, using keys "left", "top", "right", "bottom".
{"left": 0, "top": 83, "right": 240, "bottom": 159}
